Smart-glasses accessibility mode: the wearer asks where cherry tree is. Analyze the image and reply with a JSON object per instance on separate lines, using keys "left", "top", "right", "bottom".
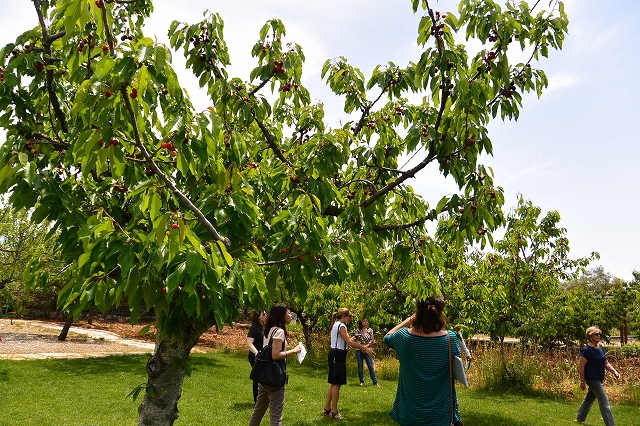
{"left": 0, "top": 0, "right": 568, "bottom": 424}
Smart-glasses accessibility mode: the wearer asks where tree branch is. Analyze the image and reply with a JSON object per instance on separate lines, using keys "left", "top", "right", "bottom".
{"left": 352, "top": 87, "right": 388, "bottom": 136}
{"left": 251, "top": 111, "right": 294, "bottom": 167}
{"left": 119, "top": 90, "right": 230, "bottom": 246}
{"left": 32, "top": 0, "right": 69, "bottom": 133}
{"left": 248, "top": 78, "right": 270, "bottom": 97}
{"left": 373, "top": 218, "right": 425, "bottom": 232}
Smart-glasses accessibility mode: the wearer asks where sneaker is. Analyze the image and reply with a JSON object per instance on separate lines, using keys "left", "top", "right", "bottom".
{"left": 359, "top": 382, "right": 364, "bottom": 386}
{"left": 574, "top": 420, "right": 586, "bottom": 425}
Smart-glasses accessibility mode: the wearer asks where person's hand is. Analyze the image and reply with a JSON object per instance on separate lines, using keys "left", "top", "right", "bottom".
{"left": 580, "top": 382, "right": 586, "bottom": 390}
{"left": 614, "top": 371, "right": 621, "bottom": 380}
{"left": 365, "top": 347, "right": 374, "bottom": 356}
{"left": 292, "top": 345, "right": 303, "bottom": 354}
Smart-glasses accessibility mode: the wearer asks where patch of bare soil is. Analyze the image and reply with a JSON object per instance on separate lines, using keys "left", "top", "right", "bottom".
{"left": 48, "top": 318, "right": 251, "bottom": 352}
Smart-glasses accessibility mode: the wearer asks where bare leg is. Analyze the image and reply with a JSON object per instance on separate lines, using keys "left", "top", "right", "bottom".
{"left": 325, "top": 384, "right": 342, "bottom": 413}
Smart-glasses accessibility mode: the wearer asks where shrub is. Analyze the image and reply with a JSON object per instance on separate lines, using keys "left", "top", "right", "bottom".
{"left": 604, "top": 343, "right": 640, "bottom": 359}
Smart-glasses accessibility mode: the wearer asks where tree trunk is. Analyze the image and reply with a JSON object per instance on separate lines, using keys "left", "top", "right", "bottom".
{"left": 137, "top": 322, "right": 204, "bottom": 426}
{"left": 57, "top": 315, "right": 73, "bottom": 341}
{"left": 621, "top": 313, "right": 628, "bottom": 345}
{"left": 298, "top": 313, "right": 315, "bottom": 350}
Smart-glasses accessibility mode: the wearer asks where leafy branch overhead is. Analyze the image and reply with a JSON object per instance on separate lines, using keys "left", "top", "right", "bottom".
{"left": 0, "top": 1, "right": 568, "bottom": 423}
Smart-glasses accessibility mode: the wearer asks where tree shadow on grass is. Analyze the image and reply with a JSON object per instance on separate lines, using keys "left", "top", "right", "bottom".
{"left": 38, "top": 354, "right": 149, "bottom": 376}
{"left": 40, "top": 353, "right": 232, "bottom": 377}
{"left": 228, "top": 401, "right": 256, "bottom": 412}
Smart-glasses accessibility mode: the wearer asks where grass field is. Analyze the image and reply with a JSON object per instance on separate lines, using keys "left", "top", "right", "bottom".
{"left": 1, "top": 351, "right": 639, "bottom": 426}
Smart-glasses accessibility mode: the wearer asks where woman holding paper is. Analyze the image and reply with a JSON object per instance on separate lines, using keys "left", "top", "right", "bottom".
{"left": 384, "top": 296, "right": 463, "bottom": 426}
{"left": 248, "top": 304, "right": 302, "bottom": 426}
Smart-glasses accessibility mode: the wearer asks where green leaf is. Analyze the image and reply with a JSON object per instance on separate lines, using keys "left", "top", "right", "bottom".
{"left": 216, "top": 240, "right": 233, "bottom": 267}
{"left": 166, "top": 262, "right": 187, "bottom": 293}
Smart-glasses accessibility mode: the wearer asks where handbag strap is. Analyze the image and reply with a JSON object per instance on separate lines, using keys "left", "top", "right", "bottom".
{"left": 446, "top": 332, "right": 454, "bottom": 426}
{"left": 266, "top": 328, "right": 286, "bottom": 362}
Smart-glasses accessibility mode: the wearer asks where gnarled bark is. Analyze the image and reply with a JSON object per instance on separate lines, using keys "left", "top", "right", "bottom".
{"left": 137, "top": 323, "right": 204, "bottom": 426}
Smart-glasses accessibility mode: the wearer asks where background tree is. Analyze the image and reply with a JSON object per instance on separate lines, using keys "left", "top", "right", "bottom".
{"left": 0, "top": 0, "right": 568, "bottom": 424}
{"left": 440, "top": 197, "right": 596, "bottom": 369}
{"left": 562, "top": 266, "right": 638, "bottom": 343}
{"left": 0, "top": 205, "right": 52, "bottom": 315}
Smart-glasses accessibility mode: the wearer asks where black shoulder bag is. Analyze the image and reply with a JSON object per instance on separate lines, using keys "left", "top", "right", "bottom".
{"left": 249, "top": 328, "right": 287, "bottom": 389}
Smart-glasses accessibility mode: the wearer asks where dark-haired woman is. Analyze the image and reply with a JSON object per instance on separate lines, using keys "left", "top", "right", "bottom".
{"left": 353, "top": 318, "right": 379, "bottom": 387}
{"left": 249, "top": 304, "right": 302, "bottom": 426}
{"left": 384, "top": 297, "right": 463, "bottom": 426}
{"left": 246, "top": 310, "right": 267, "bottom": 403}
{"left": 322, "top": 308, "right": 374, "bottom": 420}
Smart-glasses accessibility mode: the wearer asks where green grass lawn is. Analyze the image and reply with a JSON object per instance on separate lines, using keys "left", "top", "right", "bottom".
{"left": 0, "top": 352, "right": 638, "bottom": 425}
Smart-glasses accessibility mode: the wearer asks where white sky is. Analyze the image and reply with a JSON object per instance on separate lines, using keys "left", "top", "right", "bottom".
{"left": 1, "top": 1, "right": 639, "bottom": 281}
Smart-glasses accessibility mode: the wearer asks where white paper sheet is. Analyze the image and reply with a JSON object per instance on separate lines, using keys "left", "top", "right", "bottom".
{"left": 296, "top": 342, "right": 307, "bottom": 364}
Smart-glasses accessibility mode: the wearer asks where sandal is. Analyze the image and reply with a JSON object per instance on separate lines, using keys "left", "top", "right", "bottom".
{"left": 329, "top": 411, "right": 345, "bottom": 420}
{"left": 322, "top": 408, "right": 331, "bottom": 417}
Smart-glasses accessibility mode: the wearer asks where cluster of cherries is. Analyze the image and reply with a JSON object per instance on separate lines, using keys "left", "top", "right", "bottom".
{"left": 430, "top": 11, "right": 447, "bottom": 42}
{"left": 160, "top": 140, "right": 178, "bottom": 158}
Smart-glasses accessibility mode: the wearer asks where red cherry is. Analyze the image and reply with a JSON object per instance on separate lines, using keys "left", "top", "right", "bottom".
{"left": 169, "top": 150, "right": 177, "bottom": 157}
{"left": 171, "top": 223, "right": 180, "bottom": 229}
{"left": 105, "top": 90, "right": 112, "bottom": 98}
{"left": 130, "top": 88, "right": 138, "bottom": 99}
{"left": 102, "top": 45, "right": 109, "bottom": 52}
{"left": 162, "top": 286, "right": 167, "bottom": 293}
{"left": 95, "top": 0, "right": 102, "bottom": 8}
{"left": 280, "top": 249, "right": 287, "bottom": 254}
{"left": 297, "top": 256, "right": 303, "bottom": 262}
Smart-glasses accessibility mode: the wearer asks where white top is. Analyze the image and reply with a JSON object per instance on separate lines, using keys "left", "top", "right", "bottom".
{"left": 264, "top": 327, "right": 286, "bottom": 349}
{"left": 330, "top": 320, "right": 347, "bottom": 350}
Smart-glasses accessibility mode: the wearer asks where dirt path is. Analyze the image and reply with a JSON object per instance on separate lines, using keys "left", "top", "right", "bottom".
{"left": 0, "top": 319, "right": 155, "bottom": 359}
{"left": 0, "top": 318, "right": 249, "bottom": 360}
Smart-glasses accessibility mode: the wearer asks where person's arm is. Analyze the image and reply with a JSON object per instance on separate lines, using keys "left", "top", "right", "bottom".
{"left": 605, "top": 360, "right": 620, "bottom": 380}
{"left": 246, "top": 337, "right": 258, "bottom": 355}
{"left": 578, "top": 356, "right": 588, "bottom": 390}
{"left": 270, "top": 329, "right": 302, "bottom": 361}
{"left": 385, "top": 316, "right": 413, "bottom": 338}
{"left": 341, "top": 325, "right": 373, "bottom": 355}
{"left": 457, "top": 332, "right": 471, "bottom": 360}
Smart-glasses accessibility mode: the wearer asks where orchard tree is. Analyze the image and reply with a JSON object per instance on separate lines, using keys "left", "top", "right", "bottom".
{"left": 562, "top": 266, "right": 638, "bottom": 343}
{"left": 0, "top": 0, "right": 568, "bottom": 424}
{"left": 0, "top": 205, "right": 53, "bottom": 317}
{"left": 440, "top": 197, "right": 596, "bottom": 367}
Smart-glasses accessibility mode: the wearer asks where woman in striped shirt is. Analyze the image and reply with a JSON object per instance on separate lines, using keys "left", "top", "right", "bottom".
{"left": 384, "top": 296, "right": 463, "bottom": 426}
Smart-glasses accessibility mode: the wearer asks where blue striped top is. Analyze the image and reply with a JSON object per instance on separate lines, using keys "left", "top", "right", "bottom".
{"left": 384, "top": 328, "right": 461, "bottom": 426}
